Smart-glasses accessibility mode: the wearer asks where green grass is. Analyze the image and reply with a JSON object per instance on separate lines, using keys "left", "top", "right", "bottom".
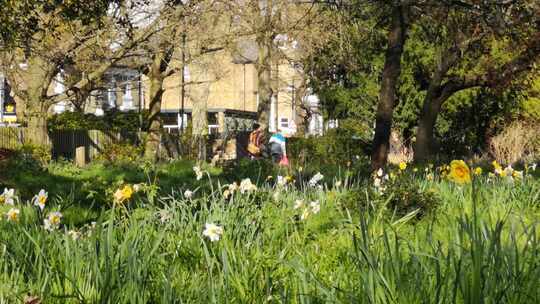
{"left": 0, "top": 162, "right": 539, "bottom": 303}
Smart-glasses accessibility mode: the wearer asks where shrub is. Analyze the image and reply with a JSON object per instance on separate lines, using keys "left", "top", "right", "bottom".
{"left": 342, "top": 175, "right": 439, "bottom": 219}
{"left": 95, "top": 142, "right": 143, "bottom": 165}
{"left": 288, "top": 127, "right": 368, "bottom": 167}
{"left": 7, "top": 144, "right": 51, "bottom": 171}
{"left": 48, "top": 109, "right": 148, "bottom": 132}
{"left": 489, "top": 120, "right": 540, "bottom": 165}
{"left": 223, "top": 158, "right": 274, "bottom": 183}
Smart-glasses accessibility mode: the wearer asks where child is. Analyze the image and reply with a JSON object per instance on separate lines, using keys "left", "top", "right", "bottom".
{"left": 268, "top": 131, "right": 286, "bottom": 164}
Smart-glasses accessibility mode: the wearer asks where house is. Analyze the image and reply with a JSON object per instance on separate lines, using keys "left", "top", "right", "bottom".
{"left": 0, "top": 51, "right": 324, "bottom": 135}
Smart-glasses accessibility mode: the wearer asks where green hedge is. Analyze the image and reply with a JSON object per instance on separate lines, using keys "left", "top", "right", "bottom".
{"left": 48, "top": 110, "right": 148, "bottom": 132}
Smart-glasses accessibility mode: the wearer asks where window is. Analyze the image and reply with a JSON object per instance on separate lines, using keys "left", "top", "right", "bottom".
{"left": 280, "top": 117, "right": 289, "bottom": 129}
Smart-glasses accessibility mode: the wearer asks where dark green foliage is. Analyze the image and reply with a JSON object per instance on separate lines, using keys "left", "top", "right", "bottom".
{"left": 4, "top": 144, "right": 51, "bottom": 172}
{"left": 48, "top": 109, "right": 148, "bottom": 132}
{"left": 342, "top": 175, "right": 439, "bottom": 219}
{"left": 223, "top": 158, "right": 274, "bottom": 184}
{"left": 288, "top": 127, "right": 369, "bottom": 167}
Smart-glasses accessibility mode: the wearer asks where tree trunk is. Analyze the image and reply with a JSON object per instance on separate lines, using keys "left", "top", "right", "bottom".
{"left": 26, "top": 112, "right": 50, "bottom": 147}
{"left": 371, "top": 4, "right": 408, "bottom": 170}
{"left": 256, "top": 32, "right": 273, "bottom": 133}
{"left": 191, "top": 73, "right": 210, "bottom": 162}
{"left": 23, "top": 90, "right": 51, "bottom": 148}
{"left": 144, "top": 75, "right": 165, "bottom": 161}
{"left": 414, "top": 94, "right": 445, "bottom": 162}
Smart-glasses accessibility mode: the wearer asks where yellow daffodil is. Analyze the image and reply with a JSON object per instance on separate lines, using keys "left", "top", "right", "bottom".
{"left": 448, "top": 160, "right": 471, "bottom": 184}
{"left": 474, "top": 167, "right": 482, "bottom": 175}
{"left": 399, "top": 162, "right": 407, "bottom": 171}
{"left": 114, "top": 185, "right": 134, "bottom": 204}
{"left": 492, "top": 160, "right": 502, "bottom": 170}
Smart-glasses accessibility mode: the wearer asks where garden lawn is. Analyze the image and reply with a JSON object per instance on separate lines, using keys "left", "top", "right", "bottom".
{"left": 0, "top": 164, "right": 539, "bottom": 303}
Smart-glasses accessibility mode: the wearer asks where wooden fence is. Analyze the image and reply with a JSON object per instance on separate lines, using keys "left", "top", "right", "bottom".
{"left": 0, "top": 127, "right": 251, "bottom": 163}
{"left": 0, "top": 127, "right": 138, "bottom": 162}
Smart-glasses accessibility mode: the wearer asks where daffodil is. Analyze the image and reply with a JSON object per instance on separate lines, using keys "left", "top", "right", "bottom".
{"left": 0, "top": 188, "right": 16, "bottom": 205}
{"left": 158, "top": 210, "right": 172, "bottom": 224}
{"left": 300, "top": 208, "right": 310, "bottom": 221}
{"left": 32, "top": 189, "right": 48, "bottom": 211}
{"left": 308, "top": 172, "right": 324, "bottom": 187}
{"left": 203, "top": 223, "right": 223, "bottom": 242}
{"left": 492, "top": 161, "right": 503, "bottom": 176}
{"left": 512, "top": 170, "right": 523, "bottom": 179}
{"left": 6, "top": 208, "right": 20, "bottom": 222}
{"left": 193, "top": 166, "right": 203, "bottom": 181}
{"left": 310, "top": 201, "right": 320, "bottom": 214}
{"left": 399, "top": 162, "right": 407, "bottom": 171}
{"left": 67, "top": 230, "right": 81, "bottom": 240}
{"left": 335, "top": 180, "right": 342, "bottom": 188}
{"left": 294, "top": 199, "right": 305, "bottom": 210}
{"left": 373, "top": 177, "right": 382, "bottom": 188}
{"left": 114, "top": 185, "right": 134, "bottom": 204}
{"left": 44, "top": 211, "right": 62, "bottom": 231}
{"left": 184, "top": 190, "right": 193, "bottom": 199}
{"left": 277, "top": 176, "right": 286, "bottom": 187}
{"left": 133, "top": 183, "right": 144, "bottom": 192}
{"left": 448, "top": 160, "right": 471, "bottom": 184}
{"left": 474, "top": 167, "right": 482, "bottom": 175}
{"left": 239, "top": 178, "right": 257, "bottom": 193}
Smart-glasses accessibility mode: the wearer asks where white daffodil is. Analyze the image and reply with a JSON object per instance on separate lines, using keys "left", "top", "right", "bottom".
{"left": 373, "top": 177, "right": 382, "bottom": 188}
{"left": 308, "top": 172, "right": 324, "bottom": 187}
{"left": 376, "top": 168, "right": 384, "bottom": 177}
{"left": 228, "top": 182, "right": 239, "bottom": 192}
{"left": 239, "top": 178, "right": 257, "bottom": 194}
{"left": 203, "top": 223, "right": 223, "bottom": 242}
{"left": 294, "top": 199, "right": 305, "bottom": 210}
{"left": 310, "top": 201, "right": 320, "bottom": 214}
{"left": 33, "top": 189, "right": 48, "bottom": 211}
{"left": 504, "top": 165, "right": 514, "bottom": 177}
{"left": 277, "top": 176, "right": 287, "bottom": 187}
{"left": 193, "top": 166, "right": 204, "bottom": 181}
{"left": 133, "top": 183, "right": 144, "bottom": 192}
{"left": 0, "top": 188, "right": 16, "bottom": 205}
{"left": 335, "top": 180, "right": 342, "bottom": 188}
{"left": 300, "top": 208, "right": 311, "bottom": 221}
{"left": 44, "top": 211, "right": 62, "bottom": 231}
{"left": 67, "top": 230, "right": 81, "bottom": 241}
{"left": 531, "top": 163, "right": 537, "bottom": 171}
{"left": 6, "top": 208, "right": 20, "bottom": 222}
{"left": 184, "top": 190, "right": 194, "bottom": 199}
